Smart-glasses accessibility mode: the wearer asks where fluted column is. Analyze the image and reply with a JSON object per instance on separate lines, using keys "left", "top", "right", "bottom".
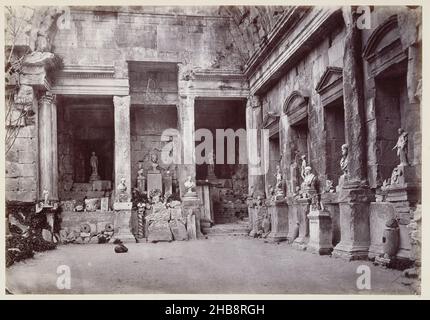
{"left": 38, "top": 91, "right": 58, "bottom": 202}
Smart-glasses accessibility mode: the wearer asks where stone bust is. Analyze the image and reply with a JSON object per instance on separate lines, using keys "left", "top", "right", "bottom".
{"left": 117, "top": 178, "right": 128, "bottom": 202}
{"left": 303, "top": 166, "right": 316, "bottom": 189}
{"left": 340, "top": 144, "right": 348, "bottom": 176}
{"left": 184, "top": 176, "right": 196, "bottom": 194}
{"left": 150, "top": 152, "right": 160, "bottom": 172}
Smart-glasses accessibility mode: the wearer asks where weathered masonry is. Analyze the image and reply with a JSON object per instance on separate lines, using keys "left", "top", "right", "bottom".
{"left": 5, "top": 6, "right": 421, "bottom": 268}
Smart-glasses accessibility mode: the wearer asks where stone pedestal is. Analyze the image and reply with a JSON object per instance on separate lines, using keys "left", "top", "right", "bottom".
{"left": 137, "top": 177, "right": 146, "bottom": 193}
{"left": 332, "top": 184, "right": 374, "bottom": 260}
{"left": 182, "top": 195, "right": 204, "bottom": 240}
{"left": 147, "top": 172, "right": 163, "bottom": 193}
{"left": 292, "top": 198, "right": 310, "bottom": 250}
{"left": 249, "top": 205, "right": 265, "bottom": 237}
{"left": 307, "top": 209, "right": 333, "bottom": 255}
{"left": 267, "top": 200, "right": 288, "bottom": 242}
{"left": 164, "top": 175, "right": 173, "bottom": 195}
{"left": 89, "top": 173, "right": 101, "bottom": 182}
{"left": 113, "top": 202, "right": 135, "bottom": 243}
{"left": 197, "top": 184, "right": 213, "bottom": 228}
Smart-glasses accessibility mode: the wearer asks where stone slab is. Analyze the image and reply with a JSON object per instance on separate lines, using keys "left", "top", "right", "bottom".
{"left": 113, "top": 202, "right": 132, "bottom": 211}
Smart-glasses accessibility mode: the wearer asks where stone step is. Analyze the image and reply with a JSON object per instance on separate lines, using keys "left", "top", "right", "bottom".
{"left": 203, "top": 222, "right": 250, "bottom": 237}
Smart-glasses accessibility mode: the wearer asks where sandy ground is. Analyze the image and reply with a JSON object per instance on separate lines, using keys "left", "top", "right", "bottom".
{"left": 6, "top": 237, "right": 414, "bottom": 295}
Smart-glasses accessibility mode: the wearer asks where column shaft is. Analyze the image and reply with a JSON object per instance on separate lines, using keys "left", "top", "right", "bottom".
{"left": 38, "top": 92, "right": 58, "bottom": 201}
{"left": 113, "top": 96, "right": 132, "bottom": 199}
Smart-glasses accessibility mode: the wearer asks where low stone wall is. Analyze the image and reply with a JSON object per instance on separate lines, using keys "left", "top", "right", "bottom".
{"left": 60, "top": 211, "right": 116, "bottom": 235}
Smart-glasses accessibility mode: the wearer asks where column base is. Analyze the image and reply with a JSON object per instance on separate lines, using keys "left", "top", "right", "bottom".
{"left": 182, "top": 197, "right": 205, "bottom": 240}
{"left": 332, "top": 243, "right": 369, "bottom": 261}
{"left": 114, "top": 204, "right": 135, "bottom": 243}
{"left": 267, "top": 232, "right": 288, "bottom": 242}
{"left": 292, "top": 237, "right": 309, "bottom": 251}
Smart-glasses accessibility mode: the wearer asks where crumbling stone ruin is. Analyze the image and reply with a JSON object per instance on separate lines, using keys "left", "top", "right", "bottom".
{"left": 5, "top": 6, "right": 421, "bottom": 289}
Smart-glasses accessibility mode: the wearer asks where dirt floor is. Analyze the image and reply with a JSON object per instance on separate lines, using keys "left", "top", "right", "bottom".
{"left": 6, "top": 237, "right": 415, "bottom": 295}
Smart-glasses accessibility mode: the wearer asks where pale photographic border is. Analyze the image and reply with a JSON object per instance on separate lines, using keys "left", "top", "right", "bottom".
{"left": 0, "top": 0, "right": 428, "bottom": 300}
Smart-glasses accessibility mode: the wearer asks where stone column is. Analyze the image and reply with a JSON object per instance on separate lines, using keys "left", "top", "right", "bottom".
{"left": 178, "top": 94, "right": 204, "bottom": 239}
{"left": 112, "top": 95, "right": 134, "bottom": 242}
{"left": 332, "top": 7, "right": 374, "bottom": 260}
{"left": 246, "top": 96, "right": 266, "bottom": 236}
{"left": 246, "top": 95, "right": 265, "bottom": 195}
{"left": 38, "top": 91, "right": 58, "bottom": 202}
{"left": 113, "top": 95, "right": 132, "bottom": 196}
{"left": 292, "top": 198, "right": 310, "bottom": 250}
{"left": 178, "top": 95, "right": 196, "bottom": 196}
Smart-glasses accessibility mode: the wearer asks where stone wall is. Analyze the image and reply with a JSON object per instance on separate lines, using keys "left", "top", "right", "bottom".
{"left": 260, "top": 20, "right": 346, "bottom": 192}
{"left": 130, "top": 106, "right": 179, "bottom": 190}
{"left": 52, "top": 7, "right": 244, "bottom": 78}
{"left": 6, "top": 97, "right": 39, "bottom": 203}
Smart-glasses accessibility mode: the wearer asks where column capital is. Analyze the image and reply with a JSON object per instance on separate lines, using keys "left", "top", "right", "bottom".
{"left": 113, "top": 95, "right": 131, "bottom": 108}
{"left": 247, "top": 95, "right": 261, "bottom": 109}
{"left": 39, "top": 91, "right": 56, "bottom": 105}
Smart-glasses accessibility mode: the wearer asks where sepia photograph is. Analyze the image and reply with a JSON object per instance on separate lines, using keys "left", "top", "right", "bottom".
{"left": 3, "top": 3, "right": 423, "bottom": 296}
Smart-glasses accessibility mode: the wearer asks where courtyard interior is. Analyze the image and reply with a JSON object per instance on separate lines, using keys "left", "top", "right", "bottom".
{"left": 6, "top": 237, "right": 413, "bottom": 295}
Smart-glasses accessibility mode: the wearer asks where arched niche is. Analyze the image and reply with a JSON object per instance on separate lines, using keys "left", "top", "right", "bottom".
{"left": 362, "top": 15, "right": 407, "bottom": 78}
{"left": 282, "top": 91, "right": 309, "bottom": 194}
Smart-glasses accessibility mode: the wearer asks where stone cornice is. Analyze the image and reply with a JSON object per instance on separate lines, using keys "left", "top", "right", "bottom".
{"left": 192, "top": 69, "right": 246, "bottom": 82}
{"left": 249, "top": 7, "right": 343, "bottom": 95}
{"left": 57, "top": 65, "right": 115, "bottom": 79}
{"left": 244, "top": 6, "right": 308, "bottom": 79}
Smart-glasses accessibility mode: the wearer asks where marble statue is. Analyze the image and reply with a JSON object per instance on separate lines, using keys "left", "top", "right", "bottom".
{"left": 340, "top": 144, "right": 348, "bottom": 176}
{"left": 117, "top": 177, "right": 128, "bottom": 202}
{"left": 300, "top": 155, "right": 307, "bottom": 181}
{"left": 275, "top": 165, "right": 282, "bottom": 190}
{"left": 393, "top": 128, "right": 409, "bottom": 166}
{"left": 301, "top": 166, "right": 317, "bottom": 198}
{"left": 89, "top": 151, "right": 100, "bottom": 181}
{"left": 390, "top": 166, "right": 402, "bottom": 185}
{"left": 43, "top": 189, "right": 49, "bottom": 206}
{"left": 274, "top": 165, "right": 285, "bottom": 199}
{"left": 337, "top": 144, "right": 349, "bottom": 192}
{"left": 90, "top": 152, "right": 98, "bottom": 175}
{"left": 325, "top": 180, "right": 335, "bottom": 193}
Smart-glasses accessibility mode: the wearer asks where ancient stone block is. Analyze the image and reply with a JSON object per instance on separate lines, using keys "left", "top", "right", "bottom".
{"left": 6, "top": 178, "right": 19, "bottom": 191}
{"left": 147, "top": 221, "right": 173, "bottom": 242}
{"left": 169, "top": 219, "right": 188, "bottom": 241}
